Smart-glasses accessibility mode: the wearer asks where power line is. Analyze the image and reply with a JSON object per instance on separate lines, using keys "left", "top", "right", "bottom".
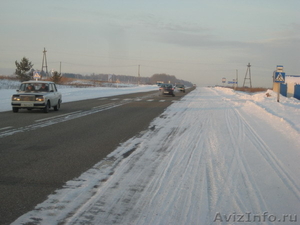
{"left": 48, "top": 61, "right": 137, "bottom": 68}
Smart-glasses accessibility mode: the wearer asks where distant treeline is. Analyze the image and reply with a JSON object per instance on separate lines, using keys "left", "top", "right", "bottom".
{"left": 62, "top": 73, "right": 193, "bottom": 86}
{"left": 149, "top": 73, "right": 193, "bottom": 86}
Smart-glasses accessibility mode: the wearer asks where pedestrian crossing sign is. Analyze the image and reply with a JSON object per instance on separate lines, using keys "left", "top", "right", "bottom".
{"left": 274, "top": 72, "right": 285, "bottom": 83}
{"left": 33, "top": 70, "right": 41, "bottom": 80}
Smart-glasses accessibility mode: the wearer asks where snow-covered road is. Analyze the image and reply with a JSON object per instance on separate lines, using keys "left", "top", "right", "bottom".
{"left": 13, "top": 87, "right": 300, "bottom": 225}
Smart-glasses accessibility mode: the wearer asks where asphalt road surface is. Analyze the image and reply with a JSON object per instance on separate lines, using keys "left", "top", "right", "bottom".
{"left": 0, "top": 87, "right": 195, "bottom": 225}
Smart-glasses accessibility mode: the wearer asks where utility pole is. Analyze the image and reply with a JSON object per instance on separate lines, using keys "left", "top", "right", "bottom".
{"left": 243, "top": 63, "right": 252, "bottom": 88}
{"left": 235, "top": 70, "right": 239, "bottom": 88}
{"left": 138, "top": 65, "right": 140, "bottom": 85}
{"left": 41, "top": 47, "right": 48, "bottom": 78}
{"left": 234, "top": 69, "right": 238, "bottom": 89}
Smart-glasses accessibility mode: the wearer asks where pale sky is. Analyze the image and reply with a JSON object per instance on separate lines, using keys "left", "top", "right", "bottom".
{"left": 1, "top": 0, "right": 299, "bottom": 87}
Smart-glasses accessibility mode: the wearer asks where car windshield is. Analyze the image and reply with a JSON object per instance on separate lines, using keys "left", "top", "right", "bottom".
{"left": 20, "top": 83, "right": 49, "bottom": 92}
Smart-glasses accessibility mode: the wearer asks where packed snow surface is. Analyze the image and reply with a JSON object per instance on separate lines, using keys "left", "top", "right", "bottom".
{"left": 6, "top": 86, "right": 300, "bottom": 225}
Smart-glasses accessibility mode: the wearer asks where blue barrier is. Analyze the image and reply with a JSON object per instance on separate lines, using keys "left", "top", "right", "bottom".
{"left": 294, "top": 84, "right": 300, "bottom": 100}
{"left": 280, "top": 83, "right": 287, "bottom": 97}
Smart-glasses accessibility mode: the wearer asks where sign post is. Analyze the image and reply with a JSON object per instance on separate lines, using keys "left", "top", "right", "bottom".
{"left": 222, "top": 78, "right": 226, "bottom": 86}
{"left": 228, "top": 80, "right": 238, "bottom": 86}
{"left": 274, "top": 65, "right": 285, "bottom": 102}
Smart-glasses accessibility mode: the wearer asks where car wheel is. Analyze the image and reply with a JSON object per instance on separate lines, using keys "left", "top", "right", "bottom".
{"left": 54, "top": 100, "right": 60, "bottom": 111}
{"left": 43, "top": 101, "right": 50, "bottom": 113}
{"left": 12, "top": 107, "right": 19, "bottom": 113}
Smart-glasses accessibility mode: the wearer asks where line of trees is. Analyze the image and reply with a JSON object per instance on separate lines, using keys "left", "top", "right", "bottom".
{"left": 63, "top": 73, "right": 151, "bottom": 84}
{"left": 63, "top": 73, "right": 193, "bottom": 86}
{"left": 149, "top": 73, "right": 193, "bottom": 86}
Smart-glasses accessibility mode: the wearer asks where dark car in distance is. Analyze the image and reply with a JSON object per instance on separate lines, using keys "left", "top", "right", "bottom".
{"left": 159, "top": 83, "right": 175, "bottom": 97}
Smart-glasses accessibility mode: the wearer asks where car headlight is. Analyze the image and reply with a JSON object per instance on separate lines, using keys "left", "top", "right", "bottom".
{"left": 35, "top": 96, "right": 45, "bottom": 101}
{"left": 12, "top": 96, "right": 20, "bottom": 101}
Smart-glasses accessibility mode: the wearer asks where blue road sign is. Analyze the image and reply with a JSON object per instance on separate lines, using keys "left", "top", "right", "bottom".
{"left": 274, "top": 72, "right": 285, "bottom": 83}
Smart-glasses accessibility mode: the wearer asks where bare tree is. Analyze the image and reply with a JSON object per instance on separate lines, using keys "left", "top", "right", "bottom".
{"left": 51, "top": 71, "right": 62, "bottom": 83}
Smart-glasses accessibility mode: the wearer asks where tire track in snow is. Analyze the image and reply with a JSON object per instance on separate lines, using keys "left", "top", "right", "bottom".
{"left": 222, "top": 108, "right": 254, "bottom": 213}
{"left": 225, "top": 107, "right": 270, "bottom": 215}
{"left": 198, "top": 93, "right": 272, "bottom": 223}
{"left": 129, "top": 92, "right": 209, "bottom": 225}
{"left": 129, "top": 90, "right": 216, "bottom": 225}
{"left": 213, "top": 87, "right": 300, "bottom": 193}
{"left": 235, "top": 108, "right": 300, "bottom": 202}
{"left": 201, "top": 102, "right": 256, "bottom": 223}
{"left": 206, "top": 87, "right": 300, "bottom": 224}
{"left": 62, "top": 100, "right": 199, "bottom": 225}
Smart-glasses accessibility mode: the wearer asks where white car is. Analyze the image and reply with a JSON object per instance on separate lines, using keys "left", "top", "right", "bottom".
{"left": 11, "top": 81, "right": 62, "bottom": 113}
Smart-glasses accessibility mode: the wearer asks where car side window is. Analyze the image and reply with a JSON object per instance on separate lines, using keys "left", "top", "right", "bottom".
{"left": 53, "top": 84, "right": 57, "bottom": 92}
{"left": 48, "top": 84, "right": 54, "bottom": 92}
